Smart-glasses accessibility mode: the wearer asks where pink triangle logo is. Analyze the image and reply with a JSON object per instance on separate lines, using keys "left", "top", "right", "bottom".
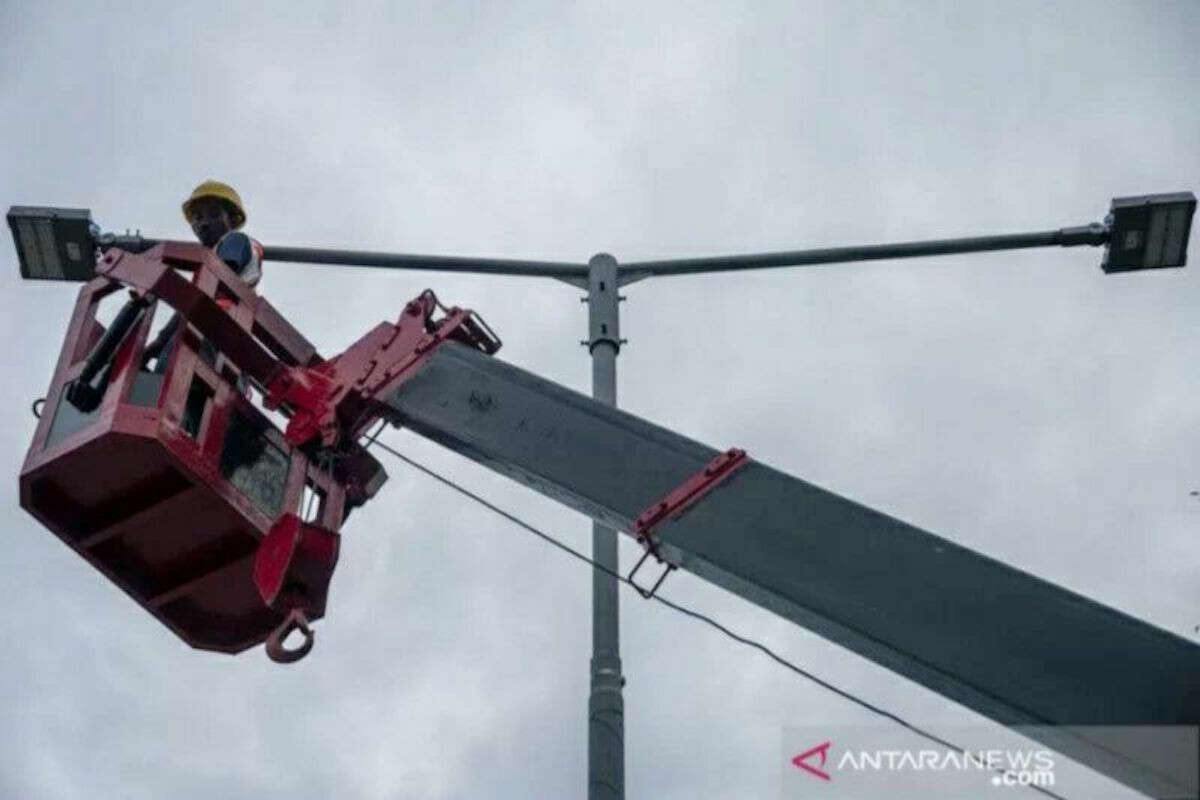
{"left": 791, "top": 740, "right": 832, "bottom": 781}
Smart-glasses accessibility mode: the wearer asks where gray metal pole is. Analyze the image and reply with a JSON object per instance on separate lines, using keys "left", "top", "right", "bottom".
{"left": 618, "top": 224, "right": 1108, "bottom": 279}
{"left": 89, "top": 222, "right": 1107, "bottom": 281}
{"left": 263, "top": 245, "right": 589, "bottom": 280}
{"left": 586, "top": 253, "right": 624, "bottom": 800}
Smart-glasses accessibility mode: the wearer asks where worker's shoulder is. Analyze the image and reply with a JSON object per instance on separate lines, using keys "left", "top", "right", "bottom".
{"left": 217, "top": 229, "right": 263, "bottom": 250}
{"left": 215, "top": 230, "right": 264, "bottom": 285}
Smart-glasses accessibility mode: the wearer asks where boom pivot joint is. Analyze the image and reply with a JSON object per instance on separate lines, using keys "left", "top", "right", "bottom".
{"left": 265, "top": 289, "right": 501, "bottom": 448}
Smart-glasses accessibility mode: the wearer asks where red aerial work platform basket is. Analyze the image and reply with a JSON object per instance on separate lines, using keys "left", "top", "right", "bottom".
{"left": 19, "top": 243, "right": 384, "bottom": 656}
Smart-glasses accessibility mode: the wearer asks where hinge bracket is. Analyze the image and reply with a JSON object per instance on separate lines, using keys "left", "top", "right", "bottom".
{"left": 627, "top": 448, "right": 749, "bottom": 598}
{"left": 265, "top": 290, "right": 500, "bottom": 448}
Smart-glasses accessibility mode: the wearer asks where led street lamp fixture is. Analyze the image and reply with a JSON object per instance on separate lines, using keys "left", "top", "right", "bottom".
{"left": 1101, "top": 192, "right": 1196, "bottom": 273}
{"left": 7, "top": 206, "right": 97, "bottom": 281}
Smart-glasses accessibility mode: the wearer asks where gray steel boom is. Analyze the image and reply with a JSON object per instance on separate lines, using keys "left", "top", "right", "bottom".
{"left": 384, "top": 341, "right": 1199, "bottom": 800}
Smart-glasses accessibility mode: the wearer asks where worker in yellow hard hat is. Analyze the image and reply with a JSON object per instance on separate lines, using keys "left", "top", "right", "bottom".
{"left": 183, "top": 179, "right": 245, "bottom": 241}
{"left": 145, "top": 180, "right": 263, "bottom": 372}
{"left": 180, "top": 179, "right": 262, "bottom": 286}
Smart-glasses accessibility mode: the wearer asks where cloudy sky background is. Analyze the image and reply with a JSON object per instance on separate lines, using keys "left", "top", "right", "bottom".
{"left": 1, "top": 1, "right": 1198, "bottom": 798}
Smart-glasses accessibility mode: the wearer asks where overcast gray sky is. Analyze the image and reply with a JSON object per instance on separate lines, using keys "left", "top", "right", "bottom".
{"left": 2, "top": 1, "right": 1198, "bottom": 798}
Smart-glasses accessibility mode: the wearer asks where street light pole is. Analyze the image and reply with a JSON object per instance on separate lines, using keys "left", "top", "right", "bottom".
{"left": 585, "top": 253, "right": 624, "bottom": 800}
{"left": 9, "top": 191, "right": 1194, "bottom": 800}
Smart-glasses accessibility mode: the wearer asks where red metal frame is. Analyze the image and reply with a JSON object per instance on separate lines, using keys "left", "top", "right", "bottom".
{"left": 627, "top": 448, "right": 749, "bottom": 598}
{"left": 263, "top": 289, "right": 501, "bottom": 448}
{"left": 21, "top": 242, "right": 499, "bottom": 660}
{"left": 100, "top": 245, "right": 501, "bottom": 450}
{"left": 21, "top": 245, "right": 354, "bottom": 654}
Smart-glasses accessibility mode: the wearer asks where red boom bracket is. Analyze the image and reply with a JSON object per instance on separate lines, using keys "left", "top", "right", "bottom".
{"left": 264, "top": 289, "right": 501, "bottom": 448}
{"left": 627, "top": 448, "right": 749, "bottom": 598}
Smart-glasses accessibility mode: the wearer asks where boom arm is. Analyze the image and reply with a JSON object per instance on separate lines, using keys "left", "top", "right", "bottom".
{"left": 373, "top": 341, "right": 1199, "bottom": 800}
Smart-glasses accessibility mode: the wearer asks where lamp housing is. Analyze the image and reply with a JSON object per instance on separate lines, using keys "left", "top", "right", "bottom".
{"left": 1102, "top": 192, "right": 1195, "bottom": 273}
{"left": 7, "top": 206, "right": 97, "bottom": 281}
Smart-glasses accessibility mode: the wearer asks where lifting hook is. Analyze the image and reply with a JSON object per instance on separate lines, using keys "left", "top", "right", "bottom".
{"left": 265, "top": 608, "right": 314, "bottom": 664}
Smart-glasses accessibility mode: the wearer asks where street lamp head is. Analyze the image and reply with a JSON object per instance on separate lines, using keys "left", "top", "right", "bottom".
{"left": 1101, "top": 192, "right": 1195, "bottom": 273}
{"left": 7, "top": 206, "right": 98, "bottom": 281}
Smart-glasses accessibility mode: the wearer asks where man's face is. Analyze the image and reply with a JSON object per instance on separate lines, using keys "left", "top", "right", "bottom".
{"left": 189, "top": 197, "right": 233, "bottom": 247}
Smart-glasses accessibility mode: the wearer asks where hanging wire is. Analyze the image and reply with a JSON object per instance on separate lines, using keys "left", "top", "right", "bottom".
{"left": 362, "top": 418, "right": 388, "bottom": 449}
{"left": 367, "top": 437, "right": 1069, "bottom": 800}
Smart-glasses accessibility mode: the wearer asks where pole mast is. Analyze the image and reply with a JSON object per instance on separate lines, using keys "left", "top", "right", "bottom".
{"left": 585, "top": 253, "right": 625, "bottom": 799}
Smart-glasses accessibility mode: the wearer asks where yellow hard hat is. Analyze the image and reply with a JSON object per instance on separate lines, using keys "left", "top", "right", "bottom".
{"left": 182, "top": 179, "right": 247, "bottom": 229}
